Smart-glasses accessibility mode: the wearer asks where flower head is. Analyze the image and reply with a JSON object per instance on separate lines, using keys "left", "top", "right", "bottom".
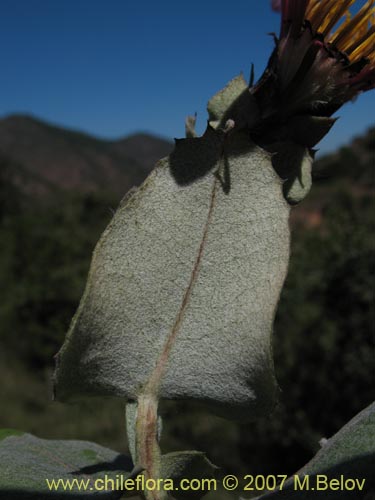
{"left": 252, "top": 0, "right": 374, "bottom": 146}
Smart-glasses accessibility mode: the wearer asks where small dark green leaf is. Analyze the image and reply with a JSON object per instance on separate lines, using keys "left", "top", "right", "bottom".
{"left": 0, "top": 431, "right": 133, "bottom": 499}
{"left": 286, "top": 115, "right": 337, "bottom": 149}
{"left": 161, "top": 451, "right": 217, "bottom": 499}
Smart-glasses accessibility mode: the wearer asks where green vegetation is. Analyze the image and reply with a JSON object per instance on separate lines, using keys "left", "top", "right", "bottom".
{"left": 0, "top": 130, "right": 373, "bottom": 478}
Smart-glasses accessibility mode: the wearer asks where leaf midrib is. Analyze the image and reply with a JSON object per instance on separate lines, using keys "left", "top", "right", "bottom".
{"left": 144, "top": 174, "right": 220, "bottom": 397}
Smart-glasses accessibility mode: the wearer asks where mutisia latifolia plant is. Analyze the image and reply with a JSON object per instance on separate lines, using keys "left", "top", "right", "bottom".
{"left": 1, "top": 1, "right": 374, "bottom": 499}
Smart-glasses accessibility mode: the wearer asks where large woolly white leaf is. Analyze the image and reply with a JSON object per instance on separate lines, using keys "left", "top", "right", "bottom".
{"left": 54, "top": 100, "right": 291, "bottom": 421}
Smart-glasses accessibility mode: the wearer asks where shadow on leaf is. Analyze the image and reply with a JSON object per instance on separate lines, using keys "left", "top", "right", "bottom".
{"left": 71, "top": 454, "right": 133, "bottom": 475}
{"left": 169, "top": 126, "right": 224, "bottom": 186}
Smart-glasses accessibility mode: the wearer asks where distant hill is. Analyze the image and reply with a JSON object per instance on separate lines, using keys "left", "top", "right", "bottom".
{"left": 0, "top": 114, "right": 172, "bottom": 197}
{"left": 313, "top": 126, "right": 374, "bottom": 185}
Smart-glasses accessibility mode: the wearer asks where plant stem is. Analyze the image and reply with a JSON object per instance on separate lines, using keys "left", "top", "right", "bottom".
{"left": 135, "top": 393, "right": 166, "bottom": 500}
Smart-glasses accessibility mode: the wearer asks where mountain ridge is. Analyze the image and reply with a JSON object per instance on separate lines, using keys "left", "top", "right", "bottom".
{"left": 0, "top": 114, "right": 373, "bottom": 214}
{"left": 0, "top": 114, "right": 173, "bottom": 197}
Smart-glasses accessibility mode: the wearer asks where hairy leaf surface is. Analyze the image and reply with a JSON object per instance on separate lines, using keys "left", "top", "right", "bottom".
{"left": 253, "top": 402, "right": 375, "bottom": 499}
{"left": 0, "top": 431, "right": 132, "bottom": 499}
{"left": 54, "top": 128, "right": 290, "bottom": 420}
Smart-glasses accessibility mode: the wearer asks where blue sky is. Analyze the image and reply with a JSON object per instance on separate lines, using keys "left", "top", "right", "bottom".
{"left": 1, "top": 0, "right": 374, "bottom": 154}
